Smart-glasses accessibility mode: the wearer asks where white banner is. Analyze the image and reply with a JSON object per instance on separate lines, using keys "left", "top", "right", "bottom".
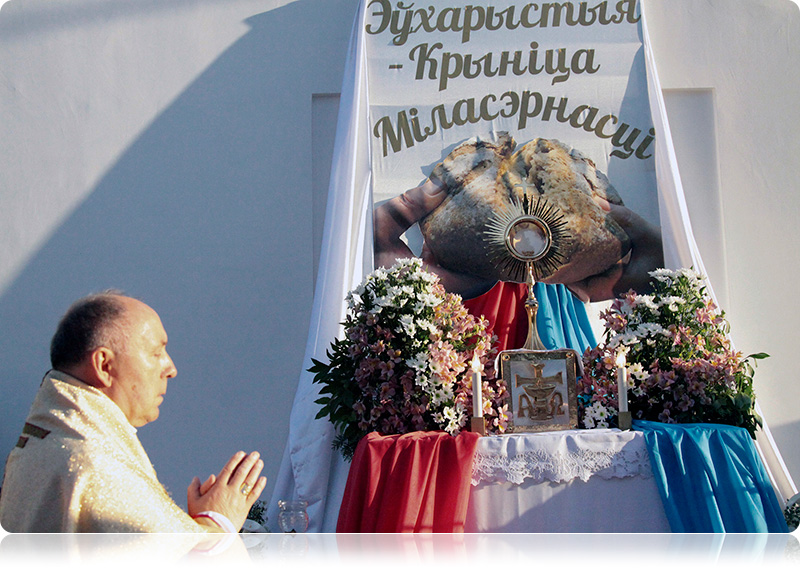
{"left": 366, "top": 1, "right": 661, "bottom": 303}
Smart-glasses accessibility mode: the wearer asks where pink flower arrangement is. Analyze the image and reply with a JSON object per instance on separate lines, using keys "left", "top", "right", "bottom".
{"left": 578, "top": 268, "right": 764, "bottom": 436}
{"left": 312, "top": 258, "right": 508, "bottom": 459}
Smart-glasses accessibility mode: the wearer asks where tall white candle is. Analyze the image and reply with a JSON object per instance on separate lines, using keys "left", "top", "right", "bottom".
{"left": 472, "top": 355, "right": 483, "bottom": 418}
{"left": 617, "top": 351, "right": 628, "bottom": 413}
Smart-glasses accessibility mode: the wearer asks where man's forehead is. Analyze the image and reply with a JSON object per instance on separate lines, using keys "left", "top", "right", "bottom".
{"left": 119, "top": 297, "right": 167, "bottom": 342}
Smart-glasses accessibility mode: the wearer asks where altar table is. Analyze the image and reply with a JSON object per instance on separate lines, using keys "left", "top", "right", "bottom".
{"left": 337, "top": 424, "right": 787, "bottom": 533}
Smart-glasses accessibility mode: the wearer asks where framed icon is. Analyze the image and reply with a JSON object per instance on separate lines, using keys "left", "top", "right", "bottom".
{"left": 499, "top": 349, "right": 578, "bottom": 432}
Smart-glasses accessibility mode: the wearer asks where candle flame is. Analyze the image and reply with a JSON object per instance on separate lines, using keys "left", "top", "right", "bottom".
{"left": 616, "top": 350, "right": 626, "bottom": 368}
{"left": 471, "top": 354, "right": 481, "bottom": 372}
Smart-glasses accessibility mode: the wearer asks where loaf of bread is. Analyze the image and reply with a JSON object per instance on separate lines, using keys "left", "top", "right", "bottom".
{"left": 419, "top": 133, "right": 630, "bottom": 285}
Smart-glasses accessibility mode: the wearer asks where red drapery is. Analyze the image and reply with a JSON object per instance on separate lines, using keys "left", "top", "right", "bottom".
{"left": 336, "top": 431, "right": 481, "bottom": 533}
{"left": 464, "top": 281, "right": 528, "bottom": 352}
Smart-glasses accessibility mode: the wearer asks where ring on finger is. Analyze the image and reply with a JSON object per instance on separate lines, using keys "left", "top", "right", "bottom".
{"left": 240, "top": 483, "right": 252, "bottom": 495}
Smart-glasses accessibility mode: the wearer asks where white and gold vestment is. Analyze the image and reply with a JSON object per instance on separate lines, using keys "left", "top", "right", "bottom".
{"left": 0, "top": 370, "right": 205, "bottom": 532}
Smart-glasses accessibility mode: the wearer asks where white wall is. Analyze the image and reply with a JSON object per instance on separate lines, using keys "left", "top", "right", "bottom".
{"left": 0, "top": 0, "right": 797, "bottom": 524}
{"left": 0, "top": 0, "right": 358, "bottom": 509}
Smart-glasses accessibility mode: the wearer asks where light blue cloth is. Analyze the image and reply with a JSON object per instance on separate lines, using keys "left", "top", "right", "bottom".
{"left": 532, "top": 285, "right": 787, "bottom": 533}
{"left": 634, "top": 420, "right": 789, "bottom": 533}
{"left": 535, "top": 283, "right": 596, "bottom": 353}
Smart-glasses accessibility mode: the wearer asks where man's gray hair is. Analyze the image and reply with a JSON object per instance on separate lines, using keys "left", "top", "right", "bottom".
{"left": 50, "top": 290, "right": 130, "bottom": 370}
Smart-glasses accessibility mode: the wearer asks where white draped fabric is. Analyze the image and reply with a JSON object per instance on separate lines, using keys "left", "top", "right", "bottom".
{"left": 267, "top": 1, "right": 795, "bottom": 532}
{"left": 466, "top": 430, "right": 669, "bottom": 532}
{"left": 266, "top": 2, "right": 372, "bottom": 532}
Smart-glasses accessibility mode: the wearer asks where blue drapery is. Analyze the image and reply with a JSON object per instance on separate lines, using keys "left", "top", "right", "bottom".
{"left": 538, "top": 290, "right": 787, "bottom": 533}
{"left": 535, "top": 283, "right": 597, "bottom": 353}
{"left": 634, "top": 420, "right": 788, "bottom": 533}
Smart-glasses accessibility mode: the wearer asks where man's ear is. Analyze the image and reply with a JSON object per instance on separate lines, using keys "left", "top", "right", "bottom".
{"left": 89, "top": 347, "right": 115, "bottom": 389}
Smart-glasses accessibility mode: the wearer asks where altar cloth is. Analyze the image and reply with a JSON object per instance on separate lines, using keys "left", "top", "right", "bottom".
{"left": 471, "top": 429, "right": 652, "bottom": 486}
{"left": 466, "top": 429, "right": 670, "bottom": 533}
{"left": 338, "top": 425, "right": 787, "bottom": 533}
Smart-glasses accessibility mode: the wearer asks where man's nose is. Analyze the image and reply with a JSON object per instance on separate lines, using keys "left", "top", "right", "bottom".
{"left": 165, "top": 353, "right": 177, "bottom": 378}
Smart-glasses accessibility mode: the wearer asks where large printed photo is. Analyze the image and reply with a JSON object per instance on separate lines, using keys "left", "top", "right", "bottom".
{"left": 368, "top": 0, "right": 663, "bottom": 302}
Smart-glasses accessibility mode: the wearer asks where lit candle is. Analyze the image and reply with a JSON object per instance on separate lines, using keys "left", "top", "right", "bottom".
{"left": 616, "top": 350, "right": 628, "bottom": 413}
{"left": 471, "top": 355, "right": 483, "bottom": 418}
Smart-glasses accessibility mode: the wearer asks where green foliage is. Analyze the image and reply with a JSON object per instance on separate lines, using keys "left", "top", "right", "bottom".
{"left": 247, "top": 499, "right": 267, "bottom": 526}
{"left": 784, "top": 498, "right": 800, "bottom": 531}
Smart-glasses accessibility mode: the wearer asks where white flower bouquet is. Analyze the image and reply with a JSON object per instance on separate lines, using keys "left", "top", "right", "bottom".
{"left": 311, "top": 258, "right": 509, "bottom": 459}
{"left": 578, "top": 268, "right": 764, "bottom": 437}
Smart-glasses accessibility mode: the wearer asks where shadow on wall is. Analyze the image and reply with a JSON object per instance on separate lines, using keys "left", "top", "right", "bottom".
{"left": 0, "top": 0, "right": 356, "bottom": 506}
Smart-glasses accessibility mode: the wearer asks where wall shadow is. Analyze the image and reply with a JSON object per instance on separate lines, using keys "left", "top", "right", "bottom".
{"left": 0, "top": 0, "right": 358, "bottom": 504}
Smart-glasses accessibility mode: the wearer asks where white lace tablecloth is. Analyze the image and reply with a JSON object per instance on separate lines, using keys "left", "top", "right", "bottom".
{"left": 466, "top": 429, "right": 670, "bottom": 532}
{"left": 471, "top": 428, "right": 653, "bottom": 486}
